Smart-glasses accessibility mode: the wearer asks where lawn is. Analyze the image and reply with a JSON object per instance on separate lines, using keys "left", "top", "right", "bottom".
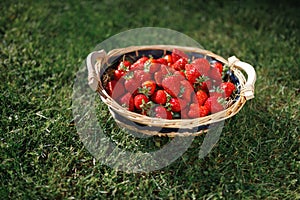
{"left": 1, "top": 0, "right": 299, "bottom": 199}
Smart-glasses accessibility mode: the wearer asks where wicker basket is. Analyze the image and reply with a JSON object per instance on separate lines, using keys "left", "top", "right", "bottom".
{"left": 87, "top": 45, "right": 256, "bottom": 137}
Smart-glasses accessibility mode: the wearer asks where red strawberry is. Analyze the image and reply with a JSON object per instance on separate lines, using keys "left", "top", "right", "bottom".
{"left": 185, "top": 64, "right": 201, "bottom": 84}
{"left": 154, "top": 105, "right": 172, "bottom": 119}
{"left": 133, "top": 94, "right": 149, "bottom": 110}
{"left": 199, "top": 105, "right": 210, "bottom": 117}
{"left": 208, "top": 86, "right": 225, "bottom": 98}
{"left": 168, "top": 98, "right": 181, "bottom": 112}
{"left": 154, "top": 71, "right": 163, "bottom": 87}
{"left": 140, "top": 80, "right": 156, "bottom": 96}
{"left": 195, "top": 90, "right": 208, "bottom": 106}
{"left": 220, "top": 82, "right": 236, "bottom": 98}
{"left": 130, "top": 56, "right": 149, "bottom": 70}
{"left": 111, "top": 79, "right": 126, "bottom": 99}
{"left": 155, "top": 58, "right": 168, "bottom": 65}
{"left": 172, "top": 58, "right": 188, "bottom": 71}
{"left": 123, "top": 71, "right": 140, "bottom": 94}
{"left": 179, "top": 80, "right": 194, "bottom": 103}
{"left": 154, "top": 65, "right": 169, "bottom": 86}
{"left": 151, "top": 90, "right": 167, "bottom": 105}
{"left": 212, "top": 61, "right": 223, "bottom": 75}
{"left": 181, "top": 107, "right": 190, "bottom": 119}
{"left": 134, "top": 70, "right": 152, "bottom": 83}
{"left": 208, "top": 67, "right": 222, "bottom": 86}
{"left": 106, "top": 80, "right": 117, "bottom": 97}
{"left": 175, "top": 70, "right": 186, "bottom": 79}
{"left": 164, "top": 54, "right": 173, "bottom": 65}
{"left": 145, "top": 62, "right": 161, "bottom": 74}
{"left": 117, "top": 60, "right": 131, "bottom": 71}
{"left": 124, "top": 78, "right": 139, "bottom": 94}
{"left": 178, "top": 98, "right": 188, "bottom": 111}
{"left": 162, "top": 75, "right": 181, "bottom": 97}
{"left": 118, "top": 92, "right": 134, "bottom": 111}
{"left": 142, "top": 59, "right": 162, "bottom": 74}
{"left": 171, "top": 49, "right": 188, "bottom": 63}
{"left": 191, "top": 58, "right": 210, "bottom": 76}
{"left": 204, "top": 96, "right": 226, "bottom": 113}
{"left": 187, "top": 103, "right": 210, "bottom": 118}
{"left": 187, "top": 103, "right": 200, "bottom": 118}
{"left": 114, "top": 69, "right": 126, "bottom": 80}
{"left": 194, "top": 75, "right": 210, "bottom": 92}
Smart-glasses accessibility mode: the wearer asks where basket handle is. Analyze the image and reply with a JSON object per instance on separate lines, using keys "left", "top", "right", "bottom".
{"left": 228, "top": 56, "right": 256, "bottom": 100}
{"left": 86, "top": 50, "right": 107, "bottom": 91}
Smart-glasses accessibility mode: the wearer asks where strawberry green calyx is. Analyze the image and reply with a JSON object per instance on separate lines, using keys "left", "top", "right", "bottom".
{"left": 165, "top": 102, "right": 172, "bottom": 112}
{"left": 217, "top": 97, "right": 227, "bottom": 107}
{"left": 138, "top": 86, "right": 151, "bottom": 97}
{"left": 143, "top": 60, "right": 152, "bottom": 72}
{"left": 140, "top": 100, "right": 154, "bottom": 116}
{"left": 119, "top": 62, "right": 128, "bottom": 71}
{"left": 165, "top": 92, "right": 172, "bottom": 102}
{"left": 209, "top": 85, "right": 223, "bottom": 94}
{"left": 195, "top": 75, "right": 209, "bottom": 84}
{"left": 123, "top": 71, "right": 134, "bottom": 80}
{"left": 178, "top": 85, "right": 186, "bottom": 98}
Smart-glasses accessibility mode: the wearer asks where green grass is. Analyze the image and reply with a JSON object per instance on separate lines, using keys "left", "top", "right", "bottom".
{"left": 1, "top": 0, "right": 299, "bottom": 199}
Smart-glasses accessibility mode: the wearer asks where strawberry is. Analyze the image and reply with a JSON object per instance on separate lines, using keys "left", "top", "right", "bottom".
{"left": 154, "top": 65, "right": 169, "bottom": 86}
{"left": 134, "top": 70, "right": 152, "bottom": 83}
{"left": 212, "top": 61, "right": 223, "bottom": 75}
{"left": 162, "top": 75, "right": 181, "bottom": 97}
{"left": 164, "top": 54, "right": 173, "bottom": 65}
{"left": 180, "top": 107, "right": 190, "bottom": 119}
{"left": 187, "top": 103, "right": 210, "bottom": 118}
{"left": 117, "top": 60, "right": 131, "bottom": 71}
{"left": 114, "top": 69, "right": 126, "bottom": 80}
{"left": 191, "top": 58, "right": 210, "bottom": 76}
{"left": 140, "top": 80, "right": 156, "bottom": 96}
{"left": 175, "top": 70, "right": 186, "bottom": 79}
{"left": 204, "top": 96, "right": 226, "bottom": 113}
{"left": 151, "top": 90, "right": 167, "bottom": 105}
{"left": 118, "top": 92, "right": 134, "bottom": 111}
{"left": 144, "top": 62, "right": 161, "bottom": 74}
{"left": 111, "top": 79, "right": 126, "bottom": 99}
{"left": 154, "top": 71, "right": 163, "bottom": 87}
{"left": 141, "top": 59, "right": 162, "bottom": 74}
{"left": 124, "top": 78, "right": 139, "bottom": 94}
{"left": 178, "top": 98, "right": 188, "bottom": 111}
{"left": 155, "top": 58, "right": 168, "bottom": 65}
{"left": 106, "top": 80, "right": 117, "bottom": 97}
{"left": 220, "top": 82, "right": 236, "bottom": 98}
{"left": 194, "top": 75, "right": 210, "bottom": 92}
{"left": 168, "top": 98, "right": 181, "bottom": 112}
{"left": 195, "top": 90, "right": 208, "bottom": 106}
{"left": 185, "top": 64, "right": 201, "bottom": 84}
{"left": 179, "top": 80, "right": 194, "bottom": 103}
{"left": 133, "top": 94, "right": 149, "bottom": 110}
{"left": 130, "top": 56, "right": 149, "bottom": 70}
{"left": 171, "top": 49, "right": 188, "bottom": 63}
{"left": 187, "top": 103, "right": 200, "bottom": 118}
{"left": 172, "top": 57, "right": 188, "bottom": 71}
{"left": 199, "top": 105, "right": 210, "bottom": 117}
{"left": 208, "top": 67, "right": 222, "bottom": 86}
{"left": 208, "top": 86, "right": 225, "bottom": 98}
{"left": 123, "top": 71, "right": 140, "bottom": 94}
{"left": 153, "top": 105, "right": 172, "bottom": 119}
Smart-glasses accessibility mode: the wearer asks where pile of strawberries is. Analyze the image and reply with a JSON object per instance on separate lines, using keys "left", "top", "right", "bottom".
{"left": 105, "top": 49, "right": 236, "bottom": 120}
